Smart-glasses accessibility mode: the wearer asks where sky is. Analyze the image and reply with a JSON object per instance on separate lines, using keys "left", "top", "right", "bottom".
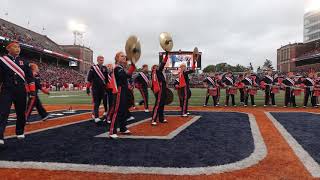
{"left": 0, "top": 0, "right": 309, "bottom": 69}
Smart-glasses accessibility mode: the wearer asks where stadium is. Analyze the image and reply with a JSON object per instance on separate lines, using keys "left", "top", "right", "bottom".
{"left": 1, "top": 1, "right": 320, "bottom": 180}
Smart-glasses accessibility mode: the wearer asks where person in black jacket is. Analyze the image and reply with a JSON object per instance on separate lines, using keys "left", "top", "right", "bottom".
{"left": 260, "top": 69, "right": 276, "bottom": 107}
{"left": 25, "top": 63, "right": 50, "bottom": 123}
{"left": 176, "top": 61, "right": 196, "bottom": 117}
{"left": 223, "top": 72, "right": 236, "bottom": 107}
{"left": 134, "top": 64, "right": 150, "bottom": 112}
{"left": 242, "top": 73, "right": 258, "bottom": 107}
{"left": 302, "top": 73, "right": 317, "bottom": 107}
{"left": 151, "top": 52, "right": 169, "bottom": 126}
{"left": 0, "top": 41, "right": 35, "bottom": 145}
{"left": 203, "top": 75, "right": 219, "bottom": 107}
{"left": 109, "top": 52, "right": 136, "bottom": 139}
{"left": 282, "top": 72, "right": 297, "bottom": 108}
{"left": 86, "top": 56, "right": 109, "bottom": 123}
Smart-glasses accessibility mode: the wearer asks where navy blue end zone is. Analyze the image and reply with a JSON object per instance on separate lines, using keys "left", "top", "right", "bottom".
{"left": 0, "top": 111, "right": 255, "bottom": 169}
{"left": 7, "top": 110, "right": 92, "bottom": 126}
{"left": 270, "top": 112, "right": 320, "bottom": 164}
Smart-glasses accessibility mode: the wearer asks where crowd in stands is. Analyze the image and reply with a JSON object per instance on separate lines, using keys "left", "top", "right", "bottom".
{"left": 0, "top": 19, "right": 66, "bottom": 53}
{"left": 31, "top": 62, "right": 86, "bottom": 91}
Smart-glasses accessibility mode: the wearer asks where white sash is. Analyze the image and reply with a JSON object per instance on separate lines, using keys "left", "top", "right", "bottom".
{"left": 306, "top": 78, "right": 315, "bottom": 86}
{"left": 0, "top": 56, "right": 25, "bottom": 81}
{"left": 286, "top": 78, "right": 295, "bottom": 86}
{"left": 92, "top": 65, "right": 105, "bottom": 84}
{"left": 140, "top": 72, "right": 150, "bottom": 85}
{"left": 207, "top": 77, "right": 215, "bottom": 86}
{"left": 266, "top": 75, "right": 273, "bottom": 82}
{"left": 225, "top": 77, "right": 234, "bottom": 85}
{"left": 245, "top": 77, "right": 252, "bottom": 85}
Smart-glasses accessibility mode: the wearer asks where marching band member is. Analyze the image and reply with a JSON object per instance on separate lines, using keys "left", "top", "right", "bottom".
{"left": 215, "top": 73, "right": 222, "bottom": 105}
{"left": 223, "top": 71, "right": 236, "bottom": 107}
{"left": 177, "top": 61, "right": 196, "bottom": 117}
{"left": 203, "top": 74, "right": 219, "bottom": 107}
{"left": 260, "top": 69, "right": 276, "bottom": 107}
{"left": 242, "top": 73, "right": 258, "bottom": 107}
{"left": 0, "top": 41, "right": 35, "bottom": 145}
{"left": 302, "top": 72, "right": 317, "bottom": 107}
{"left": 135, "top": 64, "right": 150, "bottom": 112}
{"left": 26, "top": 63, "right": 50, "bottom": 122}
{"left": 282, "top": 72, "right": 298, "bottom": 108}
{"left": 151, "top": 52, "right": 169, "bottom": 126}
{"left": 109, "top": 52, "right": 136, "bottom": 138}
{"left": 86, "top": 56, "right": 109, "bottom": 123}
{"left": 105, "top": 64, "right": 116, "bottom": 123}
{"left": 236, "top": 73, "right": 245, "bottom": 105}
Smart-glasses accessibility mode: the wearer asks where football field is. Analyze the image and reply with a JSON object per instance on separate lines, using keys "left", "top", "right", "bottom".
{"left": 38, "top": 88, "right": 308, "bottom": 107}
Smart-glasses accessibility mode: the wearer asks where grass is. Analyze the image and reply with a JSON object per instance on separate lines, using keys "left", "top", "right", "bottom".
{"left": 38, "top": 88, "right": 312, "bottom": 107}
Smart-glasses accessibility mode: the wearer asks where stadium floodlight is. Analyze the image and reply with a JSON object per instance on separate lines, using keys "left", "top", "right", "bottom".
{"left": 305, "top": 0, "right": 320, "bottom": 13}
{"left": 68, "top": 20, "right": 87, "bottom": 45}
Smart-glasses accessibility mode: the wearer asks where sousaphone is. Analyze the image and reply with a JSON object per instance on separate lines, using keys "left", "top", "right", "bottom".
{"left": 125, "top": 35, "right": 141, "bottom": 64}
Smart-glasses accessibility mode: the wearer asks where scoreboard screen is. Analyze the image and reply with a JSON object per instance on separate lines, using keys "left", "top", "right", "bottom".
{"left": 159, "top": 51, "right": 202, "bottom": 70}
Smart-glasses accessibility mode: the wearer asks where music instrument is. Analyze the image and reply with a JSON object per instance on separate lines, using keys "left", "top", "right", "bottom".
{"left": 193, "top": 47, "right": 200, "bottom": 62}
{"left": 159, "top": 32, "right": 173, "bottom": 52}
{"left": 313, "top": 87, "right": 320, "bottom": 97}
{"left": 165, "top": 88, "right": 174, "bottom": 105}
{"left": 125, "top": 35, "right": 141, "bottom": 64}
{"left": 208, "top": 87, "right": 218, "bottom": 96}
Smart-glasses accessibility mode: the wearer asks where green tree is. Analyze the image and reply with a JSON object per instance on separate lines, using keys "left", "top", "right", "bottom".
{"left": 203, "top": 65, "right": 216, "bottom": 73}
{"left": 262, "top": 59, "right": 274, "bottom": 70}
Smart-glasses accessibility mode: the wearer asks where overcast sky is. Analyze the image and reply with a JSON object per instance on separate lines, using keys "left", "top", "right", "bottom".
{"left": 0, "top": 0, "right": 308, "bottom": 69}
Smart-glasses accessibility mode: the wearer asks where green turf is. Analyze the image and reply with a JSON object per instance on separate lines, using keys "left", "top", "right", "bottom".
{"left": 38, "top": 88, "right": 313, "bottom": 107}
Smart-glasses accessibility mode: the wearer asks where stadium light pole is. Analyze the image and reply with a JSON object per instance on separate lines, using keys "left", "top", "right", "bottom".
{"left": 68, "top": 20, "right": 86, "bottom": 46}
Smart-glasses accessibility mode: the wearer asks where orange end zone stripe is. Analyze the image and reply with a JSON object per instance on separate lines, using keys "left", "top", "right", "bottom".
{"left": 128, "top": 116, "right": 194, "bottom": 136}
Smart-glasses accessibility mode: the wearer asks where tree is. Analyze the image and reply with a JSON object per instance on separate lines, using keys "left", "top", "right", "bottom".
{"left": 262, "top": 59, "right": 274, "bottom": 70}
{"left": 203, "top": 65, "right": 216, "bottom": 73}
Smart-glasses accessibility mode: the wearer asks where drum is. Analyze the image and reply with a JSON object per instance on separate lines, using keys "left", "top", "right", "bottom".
{"left": 165, "top": 88, "right": 174, "bottom": 105}
{"left": 293, "top": 88, "right": 302, "bottom": 96}
{"left": 228, "top": 87, "right": 237, "bottom": 95}
{"left": 248, "top": 88, "right": 258, "bottom": 95}
{"left": 208, "top": 88, "right": 217, "bottom": 96}
{"left": 313, "top": 88, "right": 320, "bottom": 97}
{"left": 271, "top": 86, "right": 280, "bottom": 94}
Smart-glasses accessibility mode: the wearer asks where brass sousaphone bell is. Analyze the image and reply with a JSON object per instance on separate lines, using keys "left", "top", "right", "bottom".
{"left": 193, "top": 47, "right": 200, "bottom": 62}
{"left": 159, "top": 32, "right": 173, "bottom": 52}
{"left": 125, "top": 35, "right": 141, "bottom": 64}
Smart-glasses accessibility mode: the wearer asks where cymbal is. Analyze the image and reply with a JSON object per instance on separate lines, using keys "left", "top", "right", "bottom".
{"left": 125, "top": 35, "right": 141, "bottom": 64}
{"left": 159, "top": 32, "right": 173, "bottom": 52}
{"left": 193, "top": 47, "right": 200, "bottom": 61}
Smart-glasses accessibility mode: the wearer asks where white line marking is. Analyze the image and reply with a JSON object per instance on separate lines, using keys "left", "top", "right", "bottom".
{"left": 265, "top": 112, "right": 320, "bottom": 178}
{"left": 0, "top": 112, "right": 267, "bottom": 175}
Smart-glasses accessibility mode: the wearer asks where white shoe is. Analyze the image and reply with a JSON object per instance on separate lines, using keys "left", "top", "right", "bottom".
{"left": 244, "top": 105, "right": 248, "bottom": 107}
{"left": 203, "top": 104, "right": 207, "bottom": 107}
{"left": 94, "top": 118, "right": 102, "bottom": 123}
{"left": 121, "top": 130, "right": 131, "bottom": 134}
{"left": 303, "top": 106, "right": 307, "bottom": 108}
{"left": 127, "top": 116, "right": 135, "bottom": 121}
{"left": 264, "top": 105, "right": 267, "bottom": 107}
{"left": 283, "top": 106, "right": 287, "bottom": 108}
{"left": 253, "top": 105, "right": 257, "bottom": 107}
{"left": 162, "top": 119, "right": 168, "bottom": 123}
{"left": 0, "top": 140, "right": 4, "bottom": 145}
{"left": 151, "top": 122, "right": 157, "bottom": 126}
{"left": 107, "top": 120, "right": 111, "bottom": 124}
{"left": 224, "top": 105, "right": 228, "bottom": 107}
{"left": 17, "top": 134, "right": 25, "bottom": 140}
{"left": 187, "top": 112, "right": 191, "bottom": 115}
{"left": 144, "top": 109, "right": 149, "bottom": 113}
{"left": 109, "top": 134, "right": 119, "bottom": 139}
{"left": 182, "top": 114, "right": 188, "bottom": 117}
{"left": 233, "top": 105, "right": 237, "bottom": 107}
{"left": 273, "top": 105, "right": 277, "bottom": 107}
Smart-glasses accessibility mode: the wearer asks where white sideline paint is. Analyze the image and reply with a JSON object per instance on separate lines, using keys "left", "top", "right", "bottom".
{"left": 265, "top": 112, "right": 320, "bottom": 178}
{"left": 0, "top": 112, "right": 267, "bottom": 176}
{"left": 95, "top": 115, "right": 201, "bottom": 139}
